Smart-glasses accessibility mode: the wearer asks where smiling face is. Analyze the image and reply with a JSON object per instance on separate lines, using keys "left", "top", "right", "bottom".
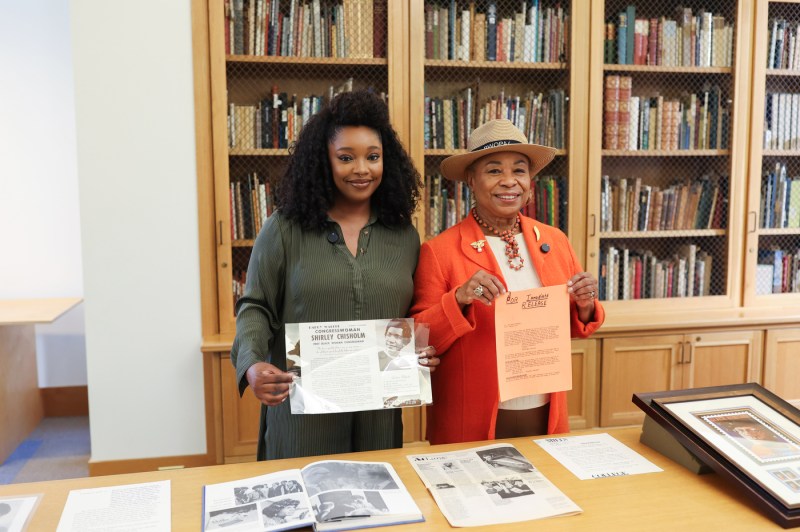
{"left": 327, "top": 126, "right": 383, "bottom": 209}
{"left": 466, "top": 151, "right": 531, "bottom": 226}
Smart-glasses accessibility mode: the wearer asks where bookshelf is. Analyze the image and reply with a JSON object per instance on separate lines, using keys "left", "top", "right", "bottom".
{"left": 408, "top": 0, "right": 590, "bottom": 258}
{"left": 745, "top": 0, "right": 800, "bottom": 308}
{"left": 208, "top": 0, "right": 404, "bottom": 334}
{"left": 586, "top": 0, "right": 753, "bottom": 312}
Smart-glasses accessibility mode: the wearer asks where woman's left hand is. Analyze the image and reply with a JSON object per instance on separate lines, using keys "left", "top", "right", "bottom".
{"left": 417, "top": 345, "right": 440, "bottom": 372}
{"left": 567, "top": 272, "right": 598, "bottom": 309}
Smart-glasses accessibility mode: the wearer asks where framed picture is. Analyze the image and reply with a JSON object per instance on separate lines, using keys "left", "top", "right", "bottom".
{"left": 633, "top": 383, "right": 800, "bottom": 528}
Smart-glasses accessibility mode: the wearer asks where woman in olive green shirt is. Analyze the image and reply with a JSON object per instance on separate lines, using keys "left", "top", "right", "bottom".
{"left": 231, "top": 90, "right": 437, "bottom": 460}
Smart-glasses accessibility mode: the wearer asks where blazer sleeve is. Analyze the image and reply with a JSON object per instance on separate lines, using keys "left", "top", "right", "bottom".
{"left": 409, "top": 241, "right": 477, "bottom": 353}
{"left": 563, "top": 232, "right": 605, "bottom": 338}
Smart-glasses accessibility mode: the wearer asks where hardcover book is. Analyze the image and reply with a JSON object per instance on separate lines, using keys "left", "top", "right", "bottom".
{"left": 203, "top": 461, "right": 423, "bottom": 532}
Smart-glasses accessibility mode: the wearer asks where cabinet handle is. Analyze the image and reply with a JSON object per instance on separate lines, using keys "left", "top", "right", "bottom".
{"left": 748, "top": 211, "right": 757, "bottom": 233}
{"left": 685, "top": 341, "right": 693, "bottom": 365}
{"left": 590, "top": 214, "right": 596, "bottom": 237}
{"left": 218, "top": 221, "right": 223, "bottom": 247}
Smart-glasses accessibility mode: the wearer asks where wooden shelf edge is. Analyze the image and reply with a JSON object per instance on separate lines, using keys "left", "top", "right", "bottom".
{"left": 597, "top": 306, "right": 800, "bottom": 335}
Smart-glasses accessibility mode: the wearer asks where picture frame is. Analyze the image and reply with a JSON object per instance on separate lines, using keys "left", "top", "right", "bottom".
{"left": 633, "top": 383, "right": 800, "bottom": 529}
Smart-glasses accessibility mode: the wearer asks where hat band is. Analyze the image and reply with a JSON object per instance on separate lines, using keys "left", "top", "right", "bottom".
{"left": 471, "top": 139, "right": 522, "bottom": 152}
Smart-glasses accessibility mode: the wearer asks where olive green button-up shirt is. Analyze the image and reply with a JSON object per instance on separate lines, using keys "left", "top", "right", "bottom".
{"left": 231, "top": 211, "right": 420, "bottom": 394}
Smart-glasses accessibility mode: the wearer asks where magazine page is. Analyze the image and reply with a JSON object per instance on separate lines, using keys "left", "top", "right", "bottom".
{"left": 407, "top": 443, "right": 581, "bottom": 527}
{"left": 299, "top": 460, "right": 423, "bottom": 531}
{"left": 0, "top": 495, "right": 41, "bottom": 532}
{"left": 285, "top": 318, "right": 432, "bottom": 414}
{"left": 202, "top": 470, "right": 315, "bottom": 531}
{"left": 56, "top": 480, "right": 170, "bottom": 532}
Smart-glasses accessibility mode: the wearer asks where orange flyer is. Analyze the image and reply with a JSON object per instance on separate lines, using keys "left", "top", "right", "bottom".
{"left": 494, "top": 284, "right": 572, "bottom": 402}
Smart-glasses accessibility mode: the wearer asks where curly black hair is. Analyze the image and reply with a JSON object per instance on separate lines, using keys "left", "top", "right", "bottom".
{"left": 276, "top": 89, "right": 421, "bottom": 231}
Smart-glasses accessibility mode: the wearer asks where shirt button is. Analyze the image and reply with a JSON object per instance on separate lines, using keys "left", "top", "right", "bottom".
{"left": 360, "top": 248, "right": 365, "bottom": 255}
{"left": 364, "top": 230, "right": 369, "bottom": 235}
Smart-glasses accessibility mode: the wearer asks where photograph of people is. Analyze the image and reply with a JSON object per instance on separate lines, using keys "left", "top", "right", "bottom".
{"left": 230, "top": 90, "right": 439, "bottom": 460}
{"left": 205, "top": 504, "right": 258, "bottom": 530}
{"left": 410, "top": 119, "right": 605, "bottom": 445}
{"left": 261, "top": 498, "right": 309, "bottom": 526}
{"left": 476, "top": 447, "right": 535, "bottom": 473}
{"left": 377, "top": 318, "right": 416, "bottom": 371}
{"left": 707, "top": 412, "right": 800, "bottom": 462}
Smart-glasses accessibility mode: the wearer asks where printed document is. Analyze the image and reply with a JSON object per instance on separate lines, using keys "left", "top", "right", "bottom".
{"left": 407, "top": 443, "right": 581, "bottom": 527}
{"left": 0, "top": 495, "right": 40, "bottom": 532}
{"left": 56, "top": 480, "right": 170, "bottom": 532}
{"left": 286, "top": 318, "right": 431, "bottom": 414}
{"left": 535, "top": 433, "right": 663, "bottom": 479}
{"left": 494, "top": 285, "right": 572, "bottom": 402}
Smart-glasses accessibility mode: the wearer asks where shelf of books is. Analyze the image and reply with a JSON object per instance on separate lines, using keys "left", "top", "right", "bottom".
{"left": 409, "top": 0, "right": 590, "bottom": 255}
{"left": 586, "top": 0, "right": 753, "bottom": 314}
{"left": 209, "top": 0, "right": 401, "bottom": 332}
{"left": 745, "top": 0, "right": 800, "bottom": 307}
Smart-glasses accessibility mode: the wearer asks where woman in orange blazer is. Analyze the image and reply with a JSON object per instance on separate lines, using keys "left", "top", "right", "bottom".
{"left": 410, "top": 119, "right": 605, "bottom": 445}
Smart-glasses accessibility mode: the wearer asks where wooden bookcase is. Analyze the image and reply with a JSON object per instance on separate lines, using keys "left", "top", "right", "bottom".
{"left": 195, "top": 0, "right": 800, "bottom": 464}
{"left": 586, "top": 0, "right": 754, "bottom": 315}
{"left": 408, "top": 0, "right": 590, "bottom": 264}
{"left": 745, "top": 0, "right": 800, "bottom": 308}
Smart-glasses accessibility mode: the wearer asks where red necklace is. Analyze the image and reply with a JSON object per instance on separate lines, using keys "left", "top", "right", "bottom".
{"left": 472, "top": 208, "right": 524, "bottom": 271}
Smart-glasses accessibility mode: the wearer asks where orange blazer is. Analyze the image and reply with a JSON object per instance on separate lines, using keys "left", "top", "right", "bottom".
{"left": 410, "top": 214, "right": 605, "bottom": 445}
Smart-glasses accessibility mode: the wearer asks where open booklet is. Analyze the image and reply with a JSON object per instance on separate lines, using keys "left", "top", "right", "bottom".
{"left": 285, "top": 318, "right": 432, "bottom": 413}
{"left": 202, "top": 460, "right": 423, "bottom": 532}
{"left": 407, "top": 443, "right": 581, "bottom": 527}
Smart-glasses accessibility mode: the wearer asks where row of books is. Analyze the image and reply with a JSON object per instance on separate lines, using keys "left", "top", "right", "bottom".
{"left": 424, "top": 1, "right": 568, "bottom": 63}
{"left": 763, "top": 92, "right": 800, "bottom": 151}
{"left": 424, "top": 89, "right": 566, "bottom": 150}
{"left": 768, "top": 18, "right": 800, "bottom": 70}
{"left": 227, "top": 79, "right": 358, "bottom": 149}
{"left": 601, "top": 175, "right": 726, "bottom": 233}
{"left": 230, "top": 173, "right": 276, "bottom": 241}
{"left": 424, "top": 173, "right": 566, "bottom": 236}
{"left": 225, "top": 0, "right": 384, "bottom": 58}
{"left": 603, "top": 76, "right": 729, "bottom": 151}
{"left": 605, "top": 6, "right": 733, "bottom": 67}
{"left": 756, "top": 248, "right": 800, "bottom": 295}
{"left": 600, "top": 244, "right": 714, "bottom": 301}
{"left": 761, "top": 163, "right": 800, "bottom": 229}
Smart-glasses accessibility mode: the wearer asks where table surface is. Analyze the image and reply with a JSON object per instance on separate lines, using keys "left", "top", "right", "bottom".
{"left": 0, "top": 426, "right": 783, "bottom": 531}
{"left": 0, "top": 298, "right": 81, "bottom": 325}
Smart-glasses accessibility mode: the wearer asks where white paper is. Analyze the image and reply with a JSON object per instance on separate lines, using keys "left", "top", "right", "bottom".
{"left": 286, "top": 319, "right": 431, "bottom": 414}
{"left": 0, "top": 495, "right": 40, "bottom": 532}
{"left": 534, "top": 433, "right": 663, "bottom": 480}
{"left": 407, "top": 443, "right": 581, "bottom": 527}
{"left": 56, "top": 480, "right": 170, "bottom": 532}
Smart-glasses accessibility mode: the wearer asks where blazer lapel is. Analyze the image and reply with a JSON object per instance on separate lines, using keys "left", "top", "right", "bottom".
{"left": 520, "top": 216, "right": 553, "bottom": 286}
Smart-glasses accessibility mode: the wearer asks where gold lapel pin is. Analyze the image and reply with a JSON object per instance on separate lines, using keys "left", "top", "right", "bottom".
{"left": 533, "top": 226, "right": 541, "bottom": 242}
{"left": 470, "top": 240, "right": 486, "bottom": 253}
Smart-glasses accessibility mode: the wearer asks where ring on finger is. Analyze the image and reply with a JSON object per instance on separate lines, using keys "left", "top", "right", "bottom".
{"left": 590, "top": 290, "right": 596, "bottom": 299}
{"left": 473, "top": 285, "right": 484, "bottom": 297}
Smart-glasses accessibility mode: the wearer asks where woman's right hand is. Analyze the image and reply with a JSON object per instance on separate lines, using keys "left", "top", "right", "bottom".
{"left": 455, "top": 270, "right": 506, "bottom": 307}
{"left": 246, "top": 361, "right": 294, "bottom": 406}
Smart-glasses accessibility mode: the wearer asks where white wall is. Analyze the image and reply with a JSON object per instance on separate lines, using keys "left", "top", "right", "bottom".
{"left": 71, "top": 0, "right": 206, "bottom": 460}
{"left": 0, "top": 0, "right": 87, "bottom": 387}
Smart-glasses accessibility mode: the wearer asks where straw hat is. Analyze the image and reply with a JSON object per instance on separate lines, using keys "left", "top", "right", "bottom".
{"left": 439, "top": 119, "right": 556, "bottom": 182}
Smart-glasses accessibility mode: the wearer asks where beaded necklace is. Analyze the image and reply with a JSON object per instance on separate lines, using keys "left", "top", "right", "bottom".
{"left": 472, "top": 208, "right": 524, "bottom": 270}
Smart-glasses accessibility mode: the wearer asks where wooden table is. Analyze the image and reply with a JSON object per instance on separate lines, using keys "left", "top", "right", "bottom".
{"left": 0, "top": 427, "right": 780, "bottom": 531}
{"left": 0, "top": 298, "right": 81, "bottom": 463}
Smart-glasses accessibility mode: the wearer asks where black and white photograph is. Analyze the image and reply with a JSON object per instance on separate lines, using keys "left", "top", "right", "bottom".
{"left": 205, "top": 503, "right": 258, "bottom": 530}
{"left": 377, "top": 318, "right": 416, "bottom": 371}
{"left": 314, "top": 490, "right": 389, "bottom": 521}
{"left": 481, "top": 478, "right": 534, "bottom": 499}
{"left": 476, "top": 446, "right": 536, "bottom": 474}
{"left": 302, "top": 462, "right": 397, "bottom": 497}
{"left": 260, "top": 496, "right": 310, "bottom": 527}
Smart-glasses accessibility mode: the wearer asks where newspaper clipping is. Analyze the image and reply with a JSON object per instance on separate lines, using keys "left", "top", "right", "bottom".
{"left": 407, "top": 443, "right": 581, "bottom": 527}
{"left": 285, "top": 318, "right": 432, "bottom": 414}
